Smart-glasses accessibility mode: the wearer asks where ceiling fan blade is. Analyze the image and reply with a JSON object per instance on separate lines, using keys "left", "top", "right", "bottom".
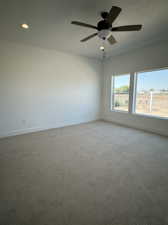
{"left": 107, "top": 34, "right": 117, "bottom": 45}
{"left": 80, "top": 33, "right": 98, "bottom": 42}
{"left": 112, "top": 25, "right": 142, "bottom": 32}
{"left": 71, "top": 21, "right": 98, "bottom": 30}
{"left": 108, "top": 6, "right": 122, "bottom": 24}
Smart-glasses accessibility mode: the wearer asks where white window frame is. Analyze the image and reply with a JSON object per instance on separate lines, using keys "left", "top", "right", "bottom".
{"left": 111, "top": 73, "right": 131, "bottom": 113}
{"left": 110, "top": 68, "right": 168, "bottom": 120}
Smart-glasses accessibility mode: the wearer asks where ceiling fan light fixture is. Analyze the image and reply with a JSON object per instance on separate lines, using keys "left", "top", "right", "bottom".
{"left": 98, "top": 29, "right": 110, "bottom": 40}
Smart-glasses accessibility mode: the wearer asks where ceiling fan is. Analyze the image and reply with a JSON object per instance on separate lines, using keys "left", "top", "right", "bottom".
{"left": 71, "top": 6, "right": 142, "bottom": 45}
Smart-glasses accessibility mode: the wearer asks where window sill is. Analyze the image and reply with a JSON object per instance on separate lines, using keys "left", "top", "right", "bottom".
{"left": 110, "top": 109, "right": 168, "bottom": 120}
{"left": 110, "top": 109, "right": 129, "bottom": 114}
{"left": 133, "top": 112, "right": 168, "bottom": 120}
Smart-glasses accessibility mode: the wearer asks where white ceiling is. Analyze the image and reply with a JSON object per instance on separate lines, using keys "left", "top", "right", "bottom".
{"left": 0, "top": 0, "right": 168, "bottom": 59}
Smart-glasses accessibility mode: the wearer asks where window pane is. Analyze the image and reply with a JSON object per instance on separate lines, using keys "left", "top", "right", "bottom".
{"left": 136, "top": 69, "right": 168, "bottom": 118}
{"left": 112, "top": 74, "right": 130, "bottom": 111}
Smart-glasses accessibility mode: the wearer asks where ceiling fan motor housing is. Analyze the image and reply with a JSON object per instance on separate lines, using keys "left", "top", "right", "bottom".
{"left": 97, "top": 20, "right": 111, "bottom": 31}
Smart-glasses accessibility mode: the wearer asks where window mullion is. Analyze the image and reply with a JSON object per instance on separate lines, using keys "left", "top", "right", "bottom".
{"left": 132, "top": 73, "right": 137, "bottom": 113}
{"left": 111, "top": 76, "right": 115, "bottom": 110}
{"left": 129, "top": 72, "right": 137, "bottom": 113}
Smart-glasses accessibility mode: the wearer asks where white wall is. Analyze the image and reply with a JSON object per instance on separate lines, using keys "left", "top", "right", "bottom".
{"left": 0, "top": 40, "right": 102, "bottom": 137}
{"left": 1, "top": 39, "right": 168, "bottom": 138}
{"left": 102, "top": 40, "right": 168, "bottom": 136}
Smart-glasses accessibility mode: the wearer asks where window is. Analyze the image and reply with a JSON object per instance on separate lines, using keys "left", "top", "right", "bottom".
{"left": 111, "top": 68, "right": 168, "bottom": 119}
{"left": 135, "top": 69, "right": 168, "bottom": 118}
{"left": 111, "top": 74, "right": 130, "bottom": 112}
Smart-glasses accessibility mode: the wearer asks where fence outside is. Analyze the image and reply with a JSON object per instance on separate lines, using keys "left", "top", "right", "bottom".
{"left": 113, "top": 91, "right": 168, "bottom": 117}
{"left": 136, "top": 92, "right": 168, "bottom": 117}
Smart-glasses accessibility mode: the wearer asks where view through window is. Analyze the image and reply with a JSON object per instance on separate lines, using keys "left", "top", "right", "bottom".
{"left": 135, "top": 69, "right": 168, "bottom": 118}
{"left": 112, "top": 74, "right": 130, "bottom": 112}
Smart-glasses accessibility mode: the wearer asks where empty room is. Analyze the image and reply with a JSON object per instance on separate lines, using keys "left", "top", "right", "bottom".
{"left": 0, "top": 0, "right": 168, "bottom": 225}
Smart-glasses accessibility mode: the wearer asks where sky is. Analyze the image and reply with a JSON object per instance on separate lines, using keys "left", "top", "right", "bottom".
{"left": 114, "top": 69, "right": 168, "bottom": 91}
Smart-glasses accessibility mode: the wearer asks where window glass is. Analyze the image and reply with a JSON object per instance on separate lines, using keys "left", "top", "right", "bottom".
{"left": 112, "top": 74, "right": 130, "bottom": 112}
{"left": 135, "top": 69, "right": 168, "bottom": 118}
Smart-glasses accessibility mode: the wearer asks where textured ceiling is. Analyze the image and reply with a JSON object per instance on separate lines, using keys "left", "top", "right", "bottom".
{"left": 0, "top": 0, "right": 168, "bottom": 59}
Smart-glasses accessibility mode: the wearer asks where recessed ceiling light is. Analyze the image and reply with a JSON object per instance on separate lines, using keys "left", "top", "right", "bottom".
{"left": 21, "top": 23, "right": 29, "bottom": 29}
{"left": 100, "top": 46, "right": 105, "bottom": 51}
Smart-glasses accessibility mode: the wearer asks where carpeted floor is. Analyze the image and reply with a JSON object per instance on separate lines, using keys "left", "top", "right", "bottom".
{"left": 0, "top": 120, "right": 168, "bottom": 225}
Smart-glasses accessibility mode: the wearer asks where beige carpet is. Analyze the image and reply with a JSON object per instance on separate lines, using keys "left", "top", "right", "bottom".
{"left": 0, "top": 121, "right": 168, "bottom": 225}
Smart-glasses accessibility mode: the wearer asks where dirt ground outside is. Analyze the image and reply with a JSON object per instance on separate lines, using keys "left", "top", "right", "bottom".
{"left": 113, "top": 93, "right": 168, "bottom": 118}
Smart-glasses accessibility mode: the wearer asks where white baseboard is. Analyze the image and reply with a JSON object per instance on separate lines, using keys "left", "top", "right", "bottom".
{"left": 0, "top": 126, "right": 44, "bottom": 139}
{"left": 0, "top": 117, "right": 100, "bottom": 139}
